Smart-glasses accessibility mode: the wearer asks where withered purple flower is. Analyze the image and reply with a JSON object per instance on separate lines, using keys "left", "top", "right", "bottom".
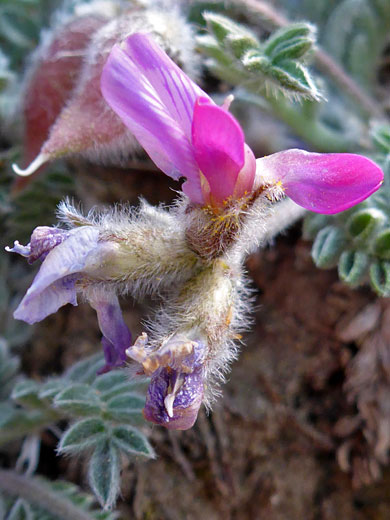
{"left": 127, "top": 334, "right": 205, "bottom": 430}
{"left": 7, "top": 224, "right": 131, "bottom": 373}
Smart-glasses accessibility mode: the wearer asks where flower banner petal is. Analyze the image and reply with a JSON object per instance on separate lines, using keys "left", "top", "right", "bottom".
{"left": 101, "top": 35, "right": 203, "bottom": 202}
{"left": 122, "top": 33, "right": 207, "bottom": 139}
{"left": 256, "top": 149, "right": 384, "bottom": 214}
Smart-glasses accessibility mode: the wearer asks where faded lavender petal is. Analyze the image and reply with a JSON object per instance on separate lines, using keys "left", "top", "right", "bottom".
{"left": 8, "top": 222, "right": 134, "bottom": 373}
{"left": 101, "top": 33, "right": 206, "bottom": 204}
{"left": 127, "top": 332, "right": 200, "bottom": 375}
{"left": 89, "top": 293, "right": 132, "bottom": 373}
{"left": 5, "top": 241, "right": 31, "bottom": 258}
{"left": 256, "top": 149, "right": 384, "bottom": 214}
{"left": 11, "top": 227, "right": 100, "bottom": 324}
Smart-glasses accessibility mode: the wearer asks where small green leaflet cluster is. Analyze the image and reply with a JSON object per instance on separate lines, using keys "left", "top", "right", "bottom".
{"left": 282, "top": 0, "right": 390, "bottom": 93}
{"left": 196, "top": 11, "right": 353, "bottom": 153}
{"left": 0, "top": 477, "right": 118, "bottom": 520}
{"left": 1, "top": 353, "right": 154, "bottom": 510}
{"left": 304, "top": 126, "right": 390, "bottom": 297}
{"left": 197, "top": 12, "right": 321, "bottom": 101}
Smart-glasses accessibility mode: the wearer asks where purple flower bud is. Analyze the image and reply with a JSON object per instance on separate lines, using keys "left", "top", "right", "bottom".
{"left": 14, "top": 14, "right": 107, "bottom": 191}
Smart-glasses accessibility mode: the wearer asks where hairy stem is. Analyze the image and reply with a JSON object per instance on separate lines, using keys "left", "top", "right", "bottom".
{"left": 0, "top": 470, "right": 96, "bottom": 520}
{"left": 260, "top": 199, "right": 307, "bottom": 243}
{"left": 233, "top": 0, "right": 384, "bottom": 119}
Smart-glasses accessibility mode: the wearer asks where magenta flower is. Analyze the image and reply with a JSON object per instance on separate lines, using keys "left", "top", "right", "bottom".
{"left": 101, "top": 33, "right": 383, "bottom": 213}
{"left": 6, "top": 226, "right": 131, "bottom": 373}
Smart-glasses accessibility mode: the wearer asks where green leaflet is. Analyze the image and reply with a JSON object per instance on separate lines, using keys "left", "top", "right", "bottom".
{"left": 282, "top": 0, "right": 390, "bottom": 93}
{"left": 88, "top": 441, "right": 120, "bottom": 511}
{"left": 198, "top": 13, "right": 321, "bottom": 101}
{"left": 111, "top": 425, "right": 154, "bottom": 458}
{"left": 58, "top": 418, "right": 108, "bottom": 455}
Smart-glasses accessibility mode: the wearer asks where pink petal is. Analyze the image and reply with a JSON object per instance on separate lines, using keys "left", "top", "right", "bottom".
{"left": 123, "top": 33, "right": 206, "bottom": 140}
{"left": 191, "top": 97, "right": 245, "bottom": 204}
{"left": 233, "top": 144, "right": 256, "bottom": 199}
{"left": 256, "top": 149, "right": 384, "bottom": 214}
{"left": 101, "top": 33, "right": 207, "bottom": 203}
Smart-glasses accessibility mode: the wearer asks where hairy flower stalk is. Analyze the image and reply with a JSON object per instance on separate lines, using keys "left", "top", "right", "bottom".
{"left": 8, "top": 33, "right": 384, "bottom": 430}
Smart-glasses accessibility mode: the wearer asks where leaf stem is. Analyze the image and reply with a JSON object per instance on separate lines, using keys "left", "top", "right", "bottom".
{"left": 237, "top": 90, "right": 356, "bottom": 152}
{"left": 0, "top": 470, "right": 97, "bottom": 520}
{"left": 266, "top": 96, "right": 355, "bottom": 152}
{"left": 232, "top": 0, "right": 384, "bottom": 119}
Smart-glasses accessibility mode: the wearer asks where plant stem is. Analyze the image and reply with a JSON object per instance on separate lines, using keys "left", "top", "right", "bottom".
{"left": 233, "top": 0, "right": 384, "bottom": 119}
{"left": 0, "top": 470, "right": 97, "bottom": 520}
{"left": 266, "top": 96, "right": 355, "bottom": 152}
{"left": 237, "top": 90, "right": 356, "bottom": 152}
{"left": 260, "top": 199, "right": 307, "bottom": 244}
